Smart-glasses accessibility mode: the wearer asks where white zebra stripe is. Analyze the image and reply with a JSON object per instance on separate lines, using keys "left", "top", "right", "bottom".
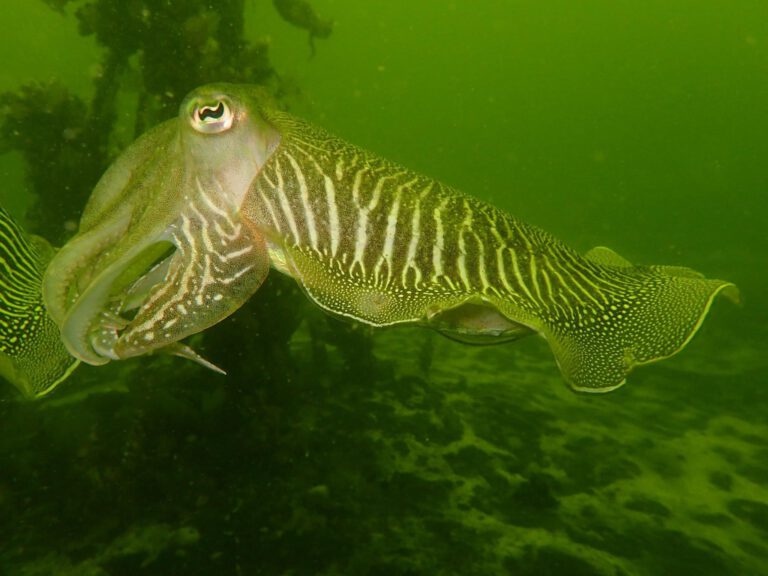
{"left": 455, "top": 200, "right": 473, "bottom": 291}
{"left": 507, "top": 248, "right": 535, "bottom": 301}
{"left": 379, "top": 187, "right": 403, "bottom": 286}
{"left": 284, "top": 152, "right": 319, "bottom": 251}
{"left": 273, "top": 159, "right": 301, "bottom": 244}
{"left": 324, "top": 175, "right": 340, "bottom": 257}
{"left": 401, "top": 182, "right": 432, "bottom": 289}
{"left": 529, "top": 254, "right": 543, "bottom": 301}
{"left": 301, "top": 153, "right": 341, "bottom": 258}
{"left": 257, "top": 189, "right": 283, "bottom": 235}
{"left": 351, "top": 173, "right": 396, "bottom": 279}
{"left": 197, "top": 176, "right": 236, "bottom": 221}
{"left": 431, "top": 196, "right": 450, "bottom": 283}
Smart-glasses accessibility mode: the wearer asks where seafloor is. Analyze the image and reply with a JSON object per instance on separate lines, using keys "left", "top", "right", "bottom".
{"left": 0, "top": 280, "right": 765, "bottom": 576}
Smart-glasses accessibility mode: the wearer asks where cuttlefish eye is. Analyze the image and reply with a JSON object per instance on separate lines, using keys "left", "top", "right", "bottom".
{"left": 189, "top": 99, "right": 234, "bottom": 134}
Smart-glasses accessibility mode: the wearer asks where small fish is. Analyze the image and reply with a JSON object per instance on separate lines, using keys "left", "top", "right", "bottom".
{"left": 0, "top": 207, "right": 79, "bottom": 398}
{"left": 272, "top": 0, "right": 333, "bottom": 56}
{"left": 39, "top": 84, "right": 739, "bottom": 394}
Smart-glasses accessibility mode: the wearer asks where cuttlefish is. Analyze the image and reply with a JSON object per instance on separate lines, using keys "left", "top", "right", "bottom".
{"left": 0, "top": 207, "right": 79, "bottom": 397}
{"left": 0, "top": 83, "right": 738, "bottom": 398}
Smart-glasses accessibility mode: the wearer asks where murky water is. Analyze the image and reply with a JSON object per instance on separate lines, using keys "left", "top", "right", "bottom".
{"left": 1, "top": 2, "right": 766, "bottom": 574}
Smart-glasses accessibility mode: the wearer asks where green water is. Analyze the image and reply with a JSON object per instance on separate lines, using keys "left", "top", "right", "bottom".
{"left": 0, "top": 1, "right": 766, "bottom": 575}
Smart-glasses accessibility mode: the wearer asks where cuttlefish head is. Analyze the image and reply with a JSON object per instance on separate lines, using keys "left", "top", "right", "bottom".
{"left": 43, "top": 84, "right": 281, "bottom": 366}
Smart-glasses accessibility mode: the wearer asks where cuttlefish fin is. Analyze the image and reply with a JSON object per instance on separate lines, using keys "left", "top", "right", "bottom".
{"left": 586, "top": 246, "right": 722, "bottom": 282}
{"left": 0, "top": 206, "right": 80, "bottom": 398}
{"left": 585, "top": 245, "right": 633, "bottom": 268}
{"left": 532, "top": 266, "right": 739, "bottom": 392}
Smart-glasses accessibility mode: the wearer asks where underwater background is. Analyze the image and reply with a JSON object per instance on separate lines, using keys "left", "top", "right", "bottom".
{"left": 0, "top": 1, "right": 766, "bottom": 575}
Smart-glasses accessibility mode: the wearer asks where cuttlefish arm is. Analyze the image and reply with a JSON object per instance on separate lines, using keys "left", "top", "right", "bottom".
{"left": 108, "top": 202, "right": 270, "bottom": 359}
{"left": 42, "top": 86, "right": 281, "bottom": 368}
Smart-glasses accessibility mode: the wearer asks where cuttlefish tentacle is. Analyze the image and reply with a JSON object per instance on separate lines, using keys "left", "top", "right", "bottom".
{"left": 42, "top": 210, "right": 132, "bottom": 330}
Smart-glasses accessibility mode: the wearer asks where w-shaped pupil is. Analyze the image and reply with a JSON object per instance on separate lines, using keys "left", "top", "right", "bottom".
{"left": 199, "top": 102, "right": 224, "bottom": 121}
